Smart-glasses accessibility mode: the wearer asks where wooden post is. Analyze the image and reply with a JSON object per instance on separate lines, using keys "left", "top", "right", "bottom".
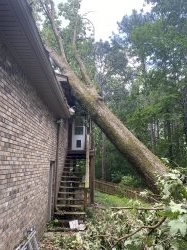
{"left": 90, "top": 155, "right": 95, "bottom": 204}
{"left": 84, "top": 188, "right": 88, "bottom": 210}
{"left": 101, "top": 132, "right": 107, "bottom": 180}
{"left": 84, "top": 133, "right": 90, "bottom": 208}
{"left": 85, "top": 134, "right": 90, "bottom": 188}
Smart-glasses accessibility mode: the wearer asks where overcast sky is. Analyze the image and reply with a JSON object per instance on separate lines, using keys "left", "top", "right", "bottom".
{"left": 55, "top": 0, "right": 149, "bottom": 41}
{"left": 80, "top": 0, "right": 147, "bottom": 41}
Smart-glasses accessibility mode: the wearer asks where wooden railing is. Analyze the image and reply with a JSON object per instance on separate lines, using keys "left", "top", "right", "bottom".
{"left": 95, "top": 179, "right": 159, "bottom": 203}
{"left": 85, "top": 134, "right": 90, "bottom": 189}
{"left": 84, "top": 133, "right": 90, "bottom": 208}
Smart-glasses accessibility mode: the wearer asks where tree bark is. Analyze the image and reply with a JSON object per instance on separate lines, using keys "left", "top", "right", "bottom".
{"left": 150, "top": 122, "right": 156, "bottom": 153}
{"left": 165, "top": 112, "right": 173, "bottom": 162}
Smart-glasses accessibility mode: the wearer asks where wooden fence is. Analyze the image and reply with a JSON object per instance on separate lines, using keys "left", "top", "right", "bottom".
{"left": 95, "top": 179, "right": 159, "bottom": 203}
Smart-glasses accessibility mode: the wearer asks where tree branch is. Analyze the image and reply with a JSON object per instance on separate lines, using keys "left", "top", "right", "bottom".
{"left": 111, "top": 217, "right": 167, "bottom": 249}
{"left": 40, "top": 0, "right": 95, "bottom": 87}
{"left": 44, "top": 44, "right": 68, "bottom": 70}
{"left": 72, "top": 13, "right": 93, "bottom": 85}
{"left": 111, "top": 206, "right": 164, "bottom": 211}
{"left": 147, "top": 216, "right": 167, "bottom": 236}
{"left": 39, "top": 0, "right": 68, "bottom": 65}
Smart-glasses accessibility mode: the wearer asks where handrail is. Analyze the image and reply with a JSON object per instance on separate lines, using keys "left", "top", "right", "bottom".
{"left": 85, "top": 133, "right": 90, "bottom": 188}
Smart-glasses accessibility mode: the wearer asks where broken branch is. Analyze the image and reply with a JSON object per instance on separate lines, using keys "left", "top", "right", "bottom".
{"left": 111, "top": 216, "right": 166, "bottom": 248}
{"left": 72, "top": 13, "right": 93, "bottom": 85}
{"left": 39, "top": 0, "right": 68, "bottom": 64}
{"left": 111, "top": 206, "right": 164, "bottom": 211}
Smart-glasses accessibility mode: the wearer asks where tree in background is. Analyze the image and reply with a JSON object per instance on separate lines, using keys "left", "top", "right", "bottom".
{"left": 93, "top": 0, "right": 187, "bottom": 184}
{"left": 107, "top": 0, "right": 187, "bottom": 173}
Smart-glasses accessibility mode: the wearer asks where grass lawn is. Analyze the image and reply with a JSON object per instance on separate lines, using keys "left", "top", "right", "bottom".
{"left": 94, "top": 191, "right": 136, "bottom": 208}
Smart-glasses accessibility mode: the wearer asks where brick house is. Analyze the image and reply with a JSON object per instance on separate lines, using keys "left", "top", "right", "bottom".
{"left": 0, "top": 0, "right": 71, "bottom": 249}
{"left": 0, "top": 0, "right": 95, "bottom": 249}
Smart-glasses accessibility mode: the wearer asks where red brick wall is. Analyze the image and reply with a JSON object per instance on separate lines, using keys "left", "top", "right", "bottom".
{"left": 0, "top": 40, "right": 68, "bottom": 249}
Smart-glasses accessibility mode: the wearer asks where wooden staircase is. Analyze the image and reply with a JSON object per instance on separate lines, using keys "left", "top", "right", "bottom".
{"left": 54, "top": 152, "right": 88, "bottom": 227}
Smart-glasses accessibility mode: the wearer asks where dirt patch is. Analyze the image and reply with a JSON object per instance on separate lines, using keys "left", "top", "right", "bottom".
{"left": 40, "top": 231, "right": 78, "bottom": 250}
{"left": 40, "top": 232, "right": 62, "bottom": 250}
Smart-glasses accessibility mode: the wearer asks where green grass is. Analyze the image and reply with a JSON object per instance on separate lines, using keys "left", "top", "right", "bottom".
{"left": 95, "top": 191, "right": 133, "bottom": 208}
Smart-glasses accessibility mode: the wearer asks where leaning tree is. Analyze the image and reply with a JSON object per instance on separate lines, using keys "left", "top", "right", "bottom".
{"left": 36, "top": 0, "right": 168, "bottom": 193}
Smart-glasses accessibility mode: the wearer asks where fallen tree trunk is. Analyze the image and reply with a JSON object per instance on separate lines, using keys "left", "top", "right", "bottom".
{"left": 48, "top": 49, "right": 168, "bottom": 192}
{"left": 65, "top": 66, "right": 168, "bottom": 193}
{"left": 39, "top": 0, "right": 168, "bottom": 193}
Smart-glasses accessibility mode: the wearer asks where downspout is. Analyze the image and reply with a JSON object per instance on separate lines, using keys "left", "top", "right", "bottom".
{"left": 54, "top": 122, "right": 60, "bottom": 213}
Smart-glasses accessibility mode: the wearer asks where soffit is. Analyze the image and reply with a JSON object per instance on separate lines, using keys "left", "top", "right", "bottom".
{"left": 0, "top": 0, "right": 70, "bottom": 119}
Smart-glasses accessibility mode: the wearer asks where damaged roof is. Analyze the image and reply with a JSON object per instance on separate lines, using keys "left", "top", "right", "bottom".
{"left": 0, "top": 0, "right": 70, "bottom": 119}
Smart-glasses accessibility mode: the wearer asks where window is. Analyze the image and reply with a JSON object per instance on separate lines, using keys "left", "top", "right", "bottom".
{"left": 74, "top": 118, "right": 84, "bottom": 135}
{"left": 75, "top": 127, "right": 83, "bottom": 135}
{"left": 74, "top": 118, "right": 83, "bottom": 126}
{"left": 76, "top": 140, "right": 81, "bottom": 148}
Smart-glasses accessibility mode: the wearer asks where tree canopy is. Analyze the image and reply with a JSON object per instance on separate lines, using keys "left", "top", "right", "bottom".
{"left": 94, "top": 0, "right": 187, "bottom": 183}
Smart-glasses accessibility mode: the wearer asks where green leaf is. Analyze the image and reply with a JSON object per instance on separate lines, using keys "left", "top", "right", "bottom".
{"left": 171, "top": 240, "right": 180, "bottom": 250}
{"left": 168, "top": 215, "right": 187, "bottom": 236}
{"left": 154, "top": 245, "right": 164, "bottom": 250}
{"left": 169, "top": 201, "right": 187, "bottom": 214}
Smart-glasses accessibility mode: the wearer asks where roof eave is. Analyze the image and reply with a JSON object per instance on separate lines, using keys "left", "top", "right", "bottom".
{"left": 4, "top": 0, "right": 70, "bottom": 119}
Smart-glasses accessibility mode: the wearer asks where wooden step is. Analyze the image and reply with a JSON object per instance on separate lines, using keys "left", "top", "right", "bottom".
{"left": 58, "top": 189, "right": 84, "bottom": 196}
{"left": 57, "top": 197, "right": 84, "bottom": 201}
{"left": 63, "top": 168, "right": 74, "bottom": 171}
{"left": 62, "top": 172, "right": 82, "bottom": 175}
{"left": 61, "top": 176, "right": 81, "bottom": 179}
{"left": 60, "top": 180, "right": 84, "bottom": 184}
{"left": 55, "top": 211, "right": 85, "bottom": 216}
{"left": 56, "top": 204, "right": 84, "bottom": 208}
{"left": 58, "top": 192, "right": 84, "bottom": 198}
{"left": 57, "top": 202, "right": 85, "bottom": 206}
{"left": 59, "top": 186, "right": 85, "bottom": 189}
{"left": 58, "top": 191, "right": 83, "bottom": 195}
